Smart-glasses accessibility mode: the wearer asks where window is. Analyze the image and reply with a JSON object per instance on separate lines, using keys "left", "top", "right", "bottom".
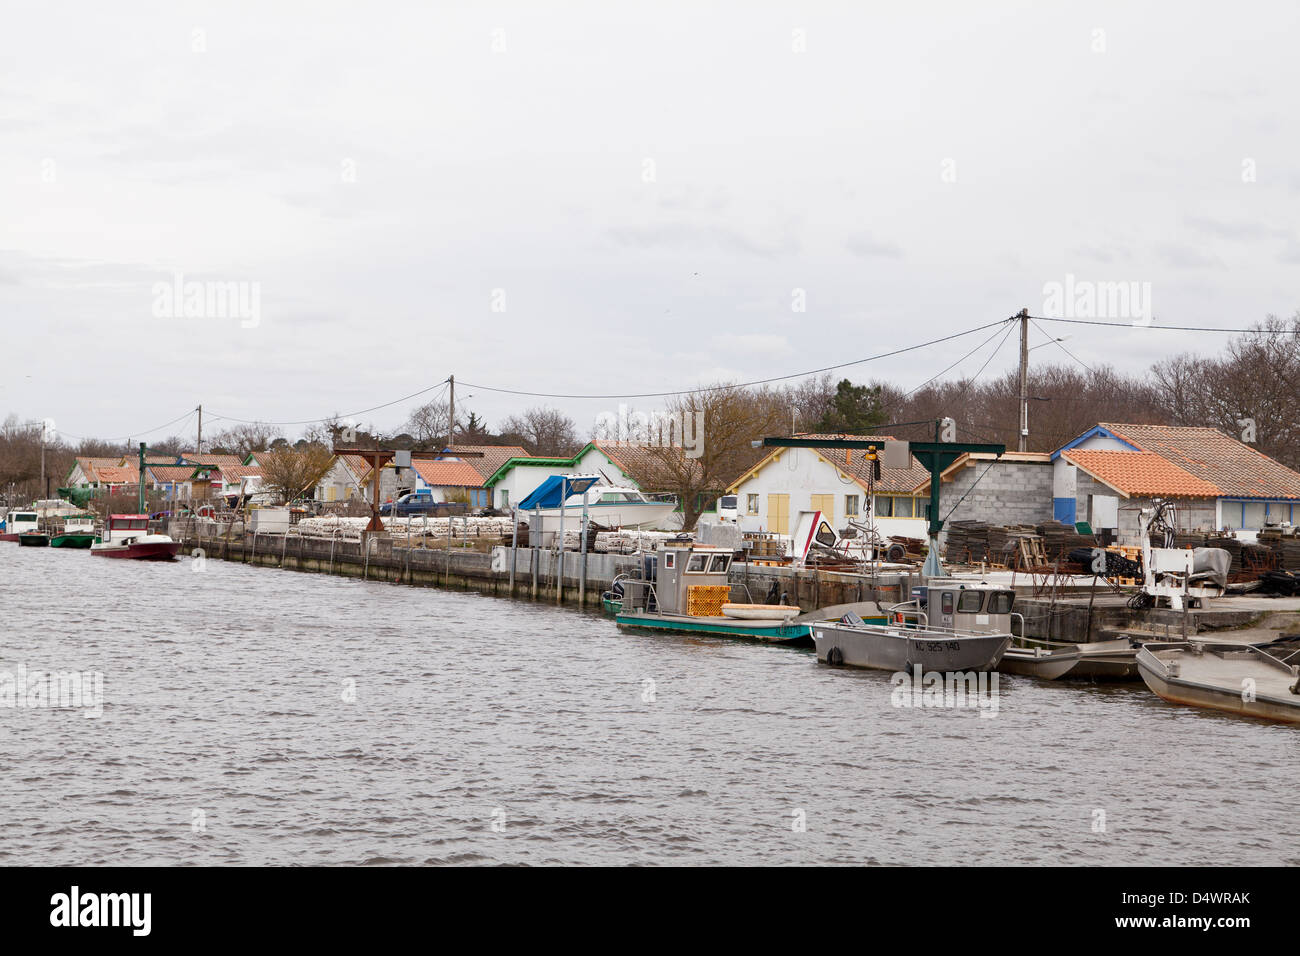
{"left": 720, "top": 495, "right": 737, "bottom": 509}
{"left": 875, "top": 495, "right": 893, "bottom": 517}
{"left": 664, "top": 553, "right": 675, "bottom": 569}
{"left": 895, "top": 497, "right": 914, "bottom": 518}
{"left": 707, "top": 554, "right": 730, "bottom": 573}
{"left": 940, "top": 592, "right": 954, "bottom": 615}
{"left": 746, "top": 494, "right": 759, "bottom": 515}
{"left": 845, "top": 495, "right": 859, "bottom": 516}
{"left": 957, "top": 591, "right": 983, "bottom": 613}
{"left": 988, "top": 592, "right": 1014, "bottom": 614}
{"left": 686, "top": 554, "right": 707, "bottom": 573}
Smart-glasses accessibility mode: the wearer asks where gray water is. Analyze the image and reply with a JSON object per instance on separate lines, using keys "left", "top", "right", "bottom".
{"left": 1, "top": 543, "right": 1296, "bottom": 866}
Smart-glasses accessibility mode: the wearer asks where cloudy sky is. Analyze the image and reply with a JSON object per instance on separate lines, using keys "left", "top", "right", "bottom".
{"left": 3, "top": 1, "right": 1298, "bottom": 444}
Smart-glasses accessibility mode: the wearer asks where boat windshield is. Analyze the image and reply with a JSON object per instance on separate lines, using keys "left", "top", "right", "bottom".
{"left": 598, "top": 491, "right": 644, "bottom": 503}
{"left": 113, "top": 518, "right": 149, "bottom": 531}
{"left": 686, "top": 554, "right": 708, "bottom": 573}
{"left": 988, "top": 591, "right": 1014, "bottom": 614}
{"left": 707, "top": 554, "right": 730, "bottom": 573}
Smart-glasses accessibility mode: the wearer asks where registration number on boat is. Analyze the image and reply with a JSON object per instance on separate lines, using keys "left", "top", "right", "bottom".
{"left": 916, "top": 641, "right": 961, "bottom": 652}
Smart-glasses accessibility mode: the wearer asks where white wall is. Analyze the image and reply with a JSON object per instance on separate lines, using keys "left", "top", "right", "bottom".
{"left": 731, "top": 447, "right": 927, "bottom": 538}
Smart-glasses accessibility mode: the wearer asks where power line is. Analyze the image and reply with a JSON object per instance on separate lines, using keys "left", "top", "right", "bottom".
{"left": 1030, "top": 315, "right": 1298, "bottom": 334}
{"left": 458, "top": 319, "right": 1014, "bottom": 400}
{"left": 1030, "top": 317, "right": 1094, "bottom": 373}
{"left": 207, "top": 379, "right": 451, "bottom": 428}
{"left": 58, "top": 408, "right": 198, "bottom": 444}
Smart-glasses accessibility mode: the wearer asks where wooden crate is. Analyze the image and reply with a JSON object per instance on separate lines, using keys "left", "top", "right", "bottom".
{"left": 687, "top": 585, "right": 731, "bottom": 617}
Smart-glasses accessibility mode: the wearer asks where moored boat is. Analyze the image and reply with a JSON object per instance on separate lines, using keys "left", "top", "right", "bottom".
{"left": 18, "top": 531, "right": 50, "bottom": 547}
{"left": 520, "top": 474, "right": 678, "bottom": 532}
{"left": 811, "top": 580, "right": 1014, "bottom": 672}
{"left": 50, "top": 514, "right": 100, "bottom": 548}
{"left": 999, "top": 637, "right": 1141, "bottom": 681}
{"left": 1137, "top": 641, "right": 1300, "bottom": 724}
{"left": 0, "top": 510, "right": 40, "bottom": 542}
{"left": 89, "top": 514, "right": 181, "bottom": 561}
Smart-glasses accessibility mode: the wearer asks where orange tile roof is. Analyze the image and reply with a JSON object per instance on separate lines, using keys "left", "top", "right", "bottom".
{"left": 181, "top": 453, "right": 244, "bottom": 469}
{"left": 337, "top": 454, "right": 373, "bottom": 481}
{"left": 411, "top": 459, "right": 486, "bottom": 488}
{"left": 147, "top": 465, "right": 198, "bottom": 482}
{"left": 1098, "top": 422, "right": 1300, "bottom": 500}
{"left": 218, "top": 464, "right": 262, "bottom": 480}
{"left": 95, "top": 466, "right": 137, "bottom": 484}
{"left": 1063, "top": 449, "right": 1220, "bottom": 498}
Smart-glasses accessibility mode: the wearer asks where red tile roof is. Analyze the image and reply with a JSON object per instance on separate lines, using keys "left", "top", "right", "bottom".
{"left": 411, "top": 459, "right": 486, "bottom": 488}
{"left": 1099, "top": 422, "right": 1300, "bottom": 499}
{"left": 147, "top": 465, "right": 199, "bottom": 482}
{"left": 95, "top": 466, "right": 137, "bottom": 484}
{"left": 1063, "top": 449, "right": 1221, "bottom": 498}
{"left": 337, "top": 454, "right": 373, "bottom": 482}
{"left": 181, "top": 453, "right": 244, "bottom": 469}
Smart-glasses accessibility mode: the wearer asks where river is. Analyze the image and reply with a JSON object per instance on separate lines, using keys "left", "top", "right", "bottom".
{"left": 2, "top": 544, "right": 1296, "bottom": 866}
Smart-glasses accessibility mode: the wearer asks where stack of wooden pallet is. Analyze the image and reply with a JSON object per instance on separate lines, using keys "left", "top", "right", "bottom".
{"left": 1037, "top": 520, "right": 1095, "bottom": 562}
{"left": 686, "top": 585, "right": 732, "bottom": 617}
{"left": 944, "top": 521, "right": 990, "bottom": 564}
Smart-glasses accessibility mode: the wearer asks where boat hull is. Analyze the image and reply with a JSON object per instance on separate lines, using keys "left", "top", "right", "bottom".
{"left": 532, "top": 501, "right": 678, "bottom": 531}
{"left": 616, "top": 609, "right": 811, "bottom": 643}
{"left": 18, "top": 533, "right": 50, "bottom": 547}
{"left": 90, "top": 539, "right": 181, "bottom": 561}
{"left": 1137, "top": 643, "right": 1300, "bottom": 724}
{"left": 812, "top": 622, "right": 1011, "bottom": 672}
{"left": 0, "top": 532, "right": 20, "bottom": 542}
{"left": 999, "top": 639, "right": 1140, "bottom": 681}
{"left": 50, "top": 533, "right": 98, "bottom": 549}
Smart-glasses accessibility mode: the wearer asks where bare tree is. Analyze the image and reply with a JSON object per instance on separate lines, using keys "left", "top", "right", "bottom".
{"left": 500, "top": 406, "right": 580, "bottom": 456}
{"left": 259, "top": 444, "right": 335, "bottom": 502}
{"left": 208, "top": 423, "right": 284, "bottom": 457}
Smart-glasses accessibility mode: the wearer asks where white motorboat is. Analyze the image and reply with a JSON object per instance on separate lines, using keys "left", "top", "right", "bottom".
{"left": 520, "top": 475, "right": 677, "bottom": 531}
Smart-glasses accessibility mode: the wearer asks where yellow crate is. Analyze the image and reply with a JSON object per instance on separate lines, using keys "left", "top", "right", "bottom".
{"left": 687, "top": 585, "right": 731, "bottom": 617}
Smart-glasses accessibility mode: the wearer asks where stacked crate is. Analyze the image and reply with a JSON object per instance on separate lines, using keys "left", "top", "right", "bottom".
{"left": 687, "top": 585, "right": 732, "bottom": 616}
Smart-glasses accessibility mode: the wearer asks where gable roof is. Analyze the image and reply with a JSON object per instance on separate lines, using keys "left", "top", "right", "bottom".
{"left": 444, "top": 444, "right": 531, "bottom": 483}
{"left": 95, "top": 466, "right": 137, "bottom": 484}
{"left": 146, "top": 465, "right": 200, "bottom": 483}
{"left": 590, "top": 441, "right": 702, "bottom": 489}
{"left": 1095, "top": 422, "right": 1300, "bottom": 500}
{"left": 337, "top": 454, "right": 373, "bottom": 483}
{"left": 1063, "top": 449, "right": 1221, "bottom": 498}
{"left": 68, "top": 456, "right": 128, "bottom": 483}
{"left": 411, "top": 459, "right": 487, "bottom": 489}
{"left": 181, "top": 453, "right": 245, "bottom": 469}
{"left": 726, "top": 433, "right": 930, "bottom": 495}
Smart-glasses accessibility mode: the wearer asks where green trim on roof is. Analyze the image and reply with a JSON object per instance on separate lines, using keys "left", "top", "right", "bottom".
{"left": 483, "top": 441, "right": 601, "bottom": 487}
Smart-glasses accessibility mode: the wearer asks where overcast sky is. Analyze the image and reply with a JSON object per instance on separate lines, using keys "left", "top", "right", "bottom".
{"left": 3, "top": 1, "right": 1298, "bottom": 445}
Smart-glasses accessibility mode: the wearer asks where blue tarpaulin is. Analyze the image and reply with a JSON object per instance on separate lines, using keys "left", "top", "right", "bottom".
{"left": 516, "top": 474, "right": 601, "bottom": 511}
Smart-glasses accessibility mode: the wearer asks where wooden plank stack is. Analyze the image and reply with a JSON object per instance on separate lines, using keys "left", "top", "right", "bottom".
{"left": 1036, "top": 520, "right": 1095, "bottom": 562}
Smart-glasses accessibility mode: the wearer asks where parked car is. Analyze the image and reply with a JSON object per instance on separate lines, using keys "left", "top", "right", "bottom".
{"left": 379, "top": 491, "right": 439, "bottom": 516}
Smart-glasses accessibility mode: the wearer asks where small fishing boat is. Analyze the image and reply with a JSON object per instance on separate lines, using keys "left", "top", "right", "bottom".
{"left": 1137, "top": 641, "right": 1300, "bottom": 724}
{"left": 999, "top": 637, "right": 1141, "bottom": 681}
{"left": 0, "top": 510, "right": 39, "bottom": 542}
{"left": 18, "top": 531, "right": 50, "bottom": 547}
{"left": 613, "top": 543, "right": 886, "bottom": 643}
{"left": 812, "top": 580, "right": 1013, "bottom": 672}
{"left": 89, "top": 514, "right": 181, "bottom": 561}
{"left": 50, "top": 515, "right": 99, "bottom": 548}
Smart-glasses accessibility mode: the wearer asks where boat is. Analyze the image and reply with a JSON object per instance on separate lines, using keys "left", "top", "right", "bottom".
{"left": 613, "top": 543, "right": 886, "bottom": 643}
{"left": 518, "top": 474, "right": 678, "bottom": 532}
{"left": 999, "top": 637, "right": 1141, "bottom": 681}
{"left": 50, "top": 515, "right": 100, "bottom": 548}
{"left": 18, "top": 531, "right": 50, "bottom": 547}
{"left": 811, "top": 579, "right": 1014, "bottom": 672}
{"left": 1136, "top": 640, "right": 1300, "bottom": 724}
{"left": 89, "top": 514, "right": 181, "bottom": 561}
{"left": 0, "top": 510, "right": 39, "bottom": 542}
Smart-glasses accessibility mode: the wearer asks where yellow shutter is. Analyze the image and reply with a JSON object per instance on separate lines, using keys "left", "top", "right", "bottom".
{"left": 768, "top": 493, "right": 790, "bottom": 534}
{"left": 810, "top": 494, "right": 834, "bottom": 524}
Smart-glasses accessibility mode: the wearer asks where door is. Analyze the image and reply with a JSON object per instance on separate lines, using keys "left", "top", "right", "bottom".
{"left": 767, "top": 493, "right": 790, "bottom": 534}
{"left": 810, "top": 494, "right": 834, "bottom": 525}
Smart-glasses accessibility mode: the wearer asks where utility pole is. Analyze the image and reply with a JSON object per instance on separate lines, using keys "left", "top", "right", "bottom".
{"left": 447, "top": 375, "right": 455, "bottom": 449}
{"left": 39, "top": 423, "right": 45, "bottom": 500}
{"left": 197, "top": 404, "right": 203, "bottom": 455}
{"left": 1016, "top": 308, "right": 1029, "bottom": 452}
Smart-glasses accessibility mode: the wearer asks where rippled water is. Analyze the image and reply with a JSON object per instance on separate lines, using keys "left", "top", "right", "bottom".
{"left": 2, "top": 543, "right": 1296, "bottom": 866}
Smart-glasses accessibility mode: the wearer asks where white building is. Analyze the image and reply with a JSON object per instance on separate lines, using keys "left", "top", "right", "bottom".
{"left": 725, "top": 435, "right": 931, "bottom": 538}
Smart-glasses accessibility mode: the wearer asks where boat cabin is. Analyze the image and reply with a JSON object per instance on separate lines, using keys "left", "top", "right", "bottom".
{"left": 619, "top": 544, "right": 735, "bottom": 615}
{"left": 906, "top": 580, "right": 1017, "bottom": 634}
{"left": 4, "top": 511, "right": 39, "bottom": 534}
{"left": 64, "top": 515, "right": 96, "bottom": 533}
{"left": 104, "top": 514, "right": 152, "bottom": 545}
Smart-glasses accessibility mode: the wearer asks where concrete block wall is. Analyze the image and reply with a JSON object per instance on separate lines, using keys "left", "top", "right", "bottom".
{"left": 940, "top": 462, "right": 1054, "bottom": 527}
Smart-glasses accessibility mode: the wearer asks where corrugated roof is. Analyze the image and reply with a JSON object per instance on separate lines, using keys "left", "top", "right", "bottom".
{"left": 1064, "top": 449, "right": 1221, "bottom": 498}
{"left": 411, "top": 459, "right": 486, "bottom": 488}
{"left": 1099, "top": 422, "right": 1300, "bottom": 500}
